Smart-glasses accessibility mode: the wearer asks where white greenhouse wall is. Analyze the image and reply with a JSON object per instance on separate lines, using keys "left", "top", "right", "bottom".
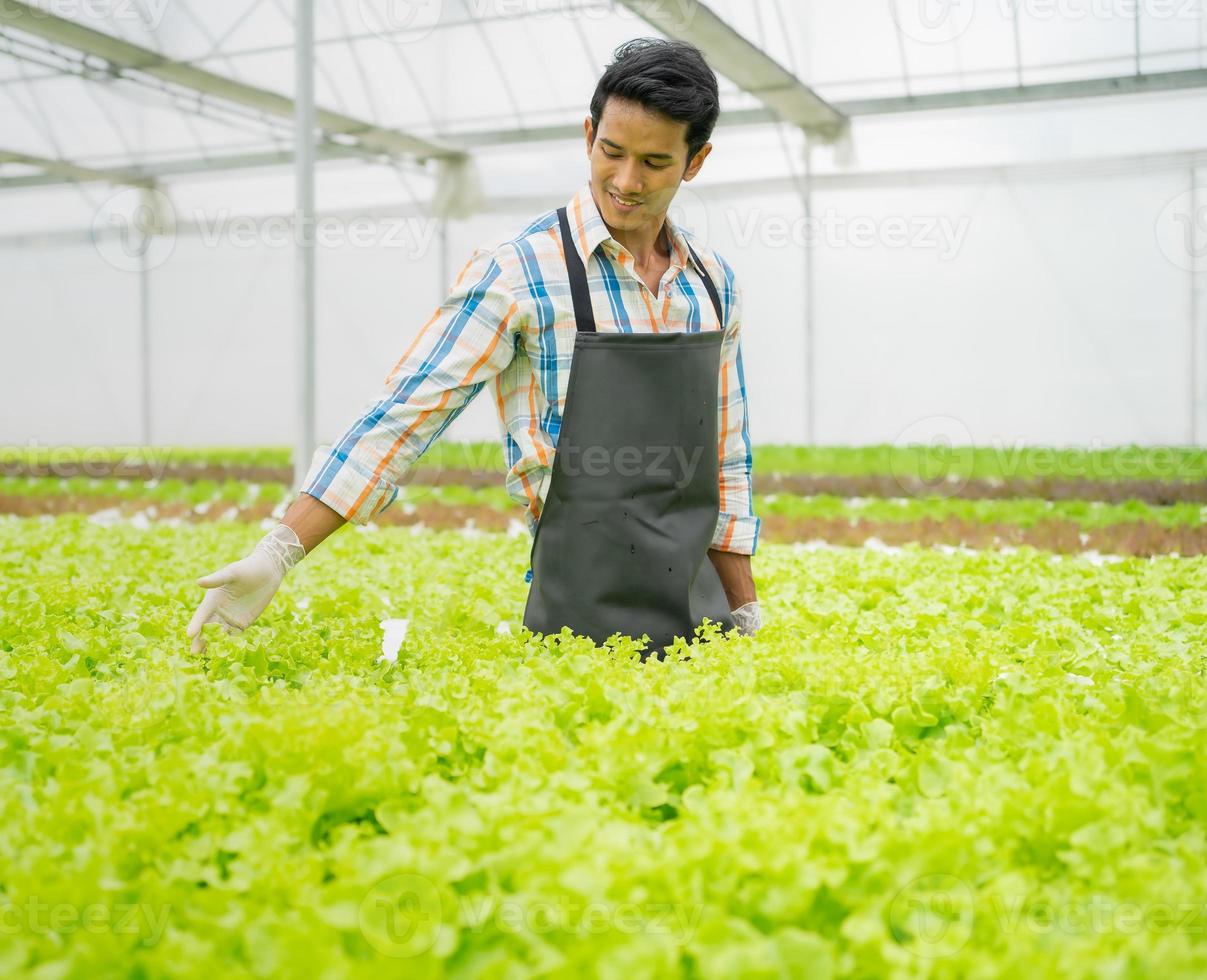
{"left": 2, "top": 89, "right": 1205, "bottom": 452}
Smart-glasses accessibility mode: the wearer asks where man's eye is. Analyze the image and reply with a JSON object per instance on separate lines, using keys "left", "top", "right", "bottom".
{"left": 603, "top": 150, "right": 622, "bottom": 159}
{"left": 647, "top": 162, "right": 669, "bottom": 170}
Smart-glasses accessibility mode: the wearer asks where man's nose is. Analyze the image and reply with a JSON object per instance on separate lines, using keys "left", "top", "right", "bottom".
{"left": 614, "top": 159, "right": 645, "bottom": 195}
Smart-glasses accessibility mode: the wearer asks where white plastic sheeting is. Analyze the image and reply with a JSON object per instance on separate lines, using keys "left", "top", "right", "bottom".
{"left": 4, "top": 144, "right": 1203, "bottom": 447}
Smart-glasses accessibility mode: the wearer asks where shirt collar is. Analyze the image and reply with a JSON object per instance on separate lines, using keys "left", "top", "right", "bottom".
{"left": 564, "top": 181, "right": 692, "bottom": 273}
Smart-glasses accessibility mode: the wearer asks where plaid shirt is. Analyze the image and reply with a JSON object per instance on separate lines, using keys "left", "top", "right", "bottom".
{"left": 301, "top": 181, "right": 760, "bottom": 555}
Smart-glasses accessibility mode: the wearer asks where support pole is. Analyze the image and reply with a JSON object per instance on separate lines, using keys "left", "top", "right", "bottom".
{"left": 803, "top": 139, "right": 816, "bottom": 444}
{"left": 438, "top": 218, "right": 447, "bottom": 301}
{"left": 293, "top": 0, "right": 316, "bottom": 490}
{"left": 1192, "top": 172, "right": 1203, "bottom": 445}
{"left": 139, "top": 234, "right": 151, "bottom": 445}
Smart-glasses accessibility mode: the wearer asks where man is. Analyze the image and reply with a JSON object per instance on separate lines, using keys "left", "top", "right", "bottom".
{"left": 187, "top": 38, "right": 762, "bottom": 658}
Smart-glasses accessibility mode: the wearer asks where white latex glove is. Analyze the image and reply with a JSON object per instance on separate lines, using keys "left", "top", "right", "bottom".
{"left": 731, "top": 601, "right": 762, "bottom": 637}
{"left": 187, "top": 524, "right": 306, "bottom": 654}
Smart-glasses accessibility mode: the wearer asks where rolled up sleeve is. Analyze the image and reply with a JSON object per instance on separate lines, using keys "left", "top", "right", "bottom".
{"left": 302, "top": 247, "right": 521, "bottom": 524}
{"left": 710, "top": 271, "right": 760, "bottom": 555}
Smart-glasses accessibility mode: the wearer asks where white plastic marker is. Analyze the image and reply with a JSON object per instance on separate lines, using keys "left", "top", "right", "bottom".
{"left": 378, "top": 618, "right": 410, "bottom": 663}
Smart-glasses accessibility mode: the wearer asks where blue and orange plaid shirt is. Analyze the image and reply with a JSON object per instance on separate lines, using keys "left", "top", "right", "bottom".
{"left": 301, "top": 181, "right": 760, "bottom": 556}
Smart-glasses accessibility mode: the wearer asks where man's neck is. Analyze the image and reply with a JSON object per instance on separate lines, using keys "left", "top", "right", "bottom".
{"left": 608, "top": 217, "right": 671, "bottom": 270}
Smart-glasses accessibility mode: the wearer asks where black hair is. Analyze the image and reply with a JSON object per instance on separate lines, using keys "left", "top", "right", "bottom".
{"left": 589, "top": 38, "right": 720, "bottom": 163}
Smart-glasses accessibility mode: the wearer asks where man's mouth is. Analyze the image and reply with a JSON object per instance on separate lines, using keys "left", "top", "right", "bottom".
{"left": 609, "top": 191, "right": 642, "bottom": 210}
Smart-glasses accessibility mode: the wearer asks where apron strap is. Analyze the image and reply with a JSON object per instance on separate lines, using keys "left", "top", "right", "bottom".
{"left": 683, "top": 239, "right": 725, "bottom": 327}
{"left": 557, "top": 207, "right": 597, "bottom": 334}
{"left": 557, "top": 205, "right": 725, "bottom": 332}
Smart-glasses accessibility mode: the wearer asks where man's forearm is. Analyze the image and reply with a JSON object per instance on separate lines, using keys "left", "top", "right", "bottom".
{"left": 707, "top": 548, "right": 757, "bottom": 610}
{"left": 281, "top": 492, "right": 347, "bottom": 553}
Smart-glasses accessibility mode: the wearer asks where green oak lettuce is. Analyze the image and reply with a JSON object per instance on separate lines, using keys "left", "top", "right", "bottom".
{"left": 0, "top": 516, "right": 1205, "bottom": 978}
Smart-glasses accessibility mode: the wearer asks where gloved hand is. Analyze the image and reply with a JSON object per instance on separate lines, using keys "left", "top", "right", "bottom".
{"left": 731, "top": 601, "right": 762, "bottom": 637}
{"left": 187, "top": 524, "right": 306, "bottom": 653}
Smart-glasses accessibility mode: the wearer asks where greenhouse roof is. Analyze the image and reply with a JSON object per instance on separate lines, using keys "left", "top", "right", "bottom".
{"left": 2, "top": 0, "right": 1205, "bottom": 189}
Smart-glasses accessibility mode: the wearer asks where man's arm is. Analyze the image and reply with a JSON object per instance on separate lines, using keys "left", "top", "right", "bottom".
{"left": 280, "top": 492, "right": 346, "bottom": 552}
{"left": 707, "top": 548, "right": 756, "bottom": 608}
{"left": 187, "top": 246, "right": 522, "bottom": 652}
{"left": 709, "top": 265, "right": 761, "bottom": 581}
{"left": 296, "top": 246, "right": 522, "bottom": 529}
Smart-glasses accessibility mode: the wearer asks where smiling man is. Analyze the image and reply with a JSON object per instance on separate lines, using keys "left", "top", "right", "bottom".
{"left": 188, "top": 38, "right": 762, "bottom": 658}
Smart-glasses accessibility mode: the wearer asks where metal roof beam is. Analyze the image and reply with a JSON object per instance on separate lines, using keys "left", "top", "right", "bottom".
{"left": 0, "top": 147, "right": 155, "bottom": 187}
{"left": 441, "top": 68, "right": 1207, "bottom": 146}
{"left": 3, "top": 68, "right": 1206, "bottom": 190}
{"left": 613, "top": 0, "right": 848, "bottom": 140}
{"left": 0, "top": 0, "right": 464, "bottom": 163}
{"left": 0, "top": 142, "right": 423, "bottom": 189}
{"left": 839, "top": 67, "right": 1207, "bottom": 114}
{"left": 7, "top": 144, "right": 1206, "bottom": 250}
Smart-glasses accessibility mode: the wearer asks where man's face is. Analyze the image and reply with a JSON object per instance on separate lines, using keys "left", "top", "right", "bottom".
{"left": 585, "top": 95, "right": 711, "bottom": 236}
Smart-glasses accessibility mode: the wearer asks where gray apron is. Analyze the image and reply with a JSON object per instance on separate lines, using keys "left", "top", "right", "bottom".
{"left": 521, "top": 206, "right": 736, "bottom": 659}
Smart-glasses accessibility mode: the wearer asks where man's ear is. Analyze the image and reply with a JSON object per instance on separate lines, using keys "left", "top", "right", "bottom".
{"left": 683, "top": 142, "right": 712, "bottom": 181}
{"left": 584, "top": 117, "right": 595, "bottom": 158}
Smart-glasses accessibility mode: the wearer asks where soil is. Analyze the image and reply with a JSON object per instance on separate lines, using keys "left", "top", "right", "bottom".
{"left": 758, "top": 472, "right": 1207, "bottom": 505}
{"left": 5, "top": 493, "right": 1204, "bottom": 557}
{"left": 7, "top": 460, "right": 1205, "bottom": 505}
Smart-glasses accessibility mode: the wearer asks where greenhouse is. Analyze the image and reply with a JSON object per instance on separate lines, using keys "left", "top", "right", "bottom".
{"left": 1, "top": 0, "right": 1206, "bottom": 976}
